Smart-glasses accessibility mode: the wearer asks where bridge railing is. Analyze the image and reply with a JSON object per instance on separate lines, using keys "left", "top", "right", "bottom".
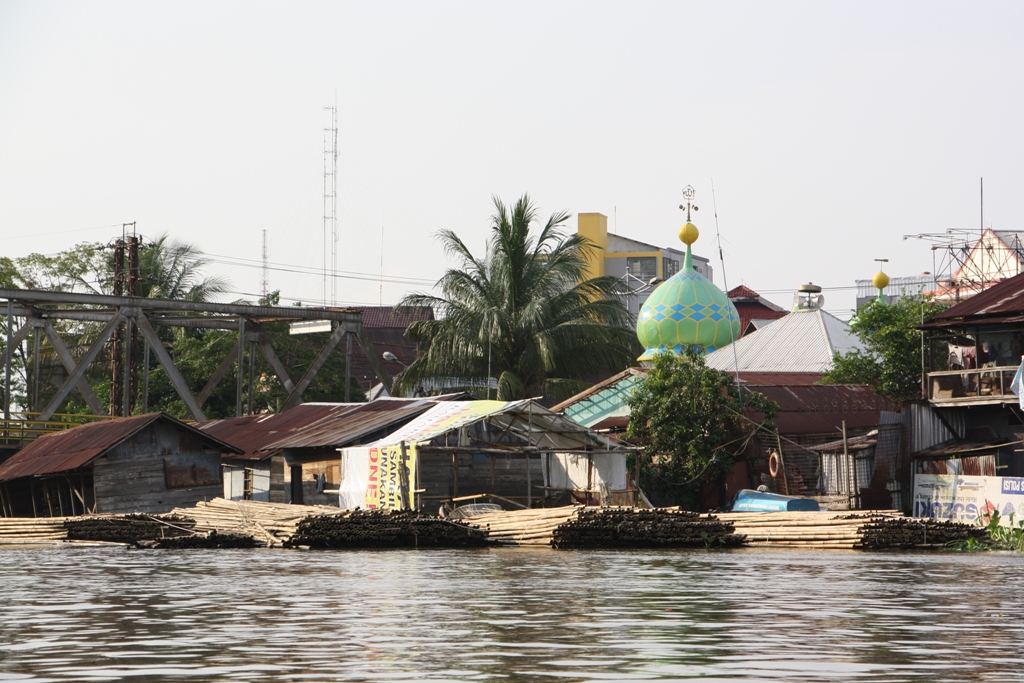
{"left": 0, "top": 413, "right": 117, "bottom": 448}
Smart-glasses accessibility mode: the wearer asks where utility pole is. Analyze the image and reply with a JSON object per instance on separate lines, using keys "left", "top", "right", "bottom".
{"left": 109, "top": 236, "right": 126, "bottom": 415}
{"left": 126, "top": 234, "right": 141, "bottom": 416}
{"left": 109, "top": 224, "right": 141, "bottom": 417}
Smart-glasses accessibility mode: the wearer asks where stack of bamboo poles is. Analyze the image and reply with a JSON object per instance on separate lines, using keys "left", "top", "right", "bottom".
{"left": 0, "top": 517, "right": 69, "bottom": 545}
{"left": 169, "top": 498, "right": 348, "bottom": 547}
{"left": 466, "top": 506, "right": 583, "bottom": 546}
{"left": 715, "top": 510, "right": 905, "bottom": 549}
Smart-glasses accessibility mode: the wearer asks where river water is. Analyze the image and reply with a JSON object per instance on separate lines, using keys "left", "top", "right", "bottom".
{"left": 0, "top": 546, "right": 1021, "bottom": 682}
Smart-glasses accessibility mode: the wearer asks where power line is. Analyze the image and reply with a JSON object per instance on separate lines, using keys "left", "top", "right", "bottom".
{"left": 204, "top": 253, "right": 437, "bottom": 286}
{"left": 0, "top": 224, "right": 122, "bottom": 241}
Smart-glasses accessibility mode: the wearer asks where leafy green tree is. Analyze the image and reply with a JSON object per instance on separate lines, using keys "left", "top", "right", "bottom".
{"left": 397, "top": 194, "right": 638, "bottom": 401}
{"left": 626, "top": 350, "right": 777, "bottom": 508}
{"left": 823, "top": 295, "right": 947, "bottom": 403}
{"left": 8, "top": 241, "right": 107, "bottom": 293}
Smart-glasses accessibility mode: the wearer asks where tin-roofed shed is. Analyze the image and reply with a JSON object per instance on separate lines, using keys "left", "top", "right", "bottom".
{"left": 0, "top": 413, "right": 242, "bottom": 517}
{"left": 198, "top": 396, "right": 465, "bottom": 505}
{"left": 340, "top": 399, "right": 636, "bottom": 511}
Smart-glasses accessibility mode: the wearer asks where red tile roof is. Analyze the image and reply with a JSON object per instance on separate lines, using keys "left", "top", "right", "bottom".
{"left": 727, "top": 285, "right": 761, "bottom": 299}
{"left": 727, "top": 287, "right": 788, "bottom": 336}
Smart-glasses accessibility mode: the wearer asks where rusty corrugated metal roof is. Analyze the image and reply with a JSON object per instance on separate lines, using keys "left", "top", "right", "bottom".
{"left": 746, "top": 384, "right": 890, "bottom": 435}
{"left": 352, "top": 306, "right": 433, "bottom": 329}
{"left": 0, "top": 413, "right": 242, "bottom": 481}
{"left": 737, "top": 372, "right": 824, "bottom": 386}
{"left": 923, "top": 270, "right": 1024, "bottom": 327}
{"left": 911, "top": 436, "right": 1021, "bottom": 458}
{"left": 198, "top": 397, "right": 455, "bottom": 460}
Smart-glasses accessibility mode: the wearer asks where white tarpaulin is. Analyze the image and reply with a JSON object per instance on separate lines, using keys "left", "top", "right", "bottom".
{"left": 339, "top": 399, "right": 631, "bottom": 509}
{"left": 543, "top": 453, "right": 628, "bottom": 492}
{"left": 339, "top": 447, "right": 371, "bottom": 509}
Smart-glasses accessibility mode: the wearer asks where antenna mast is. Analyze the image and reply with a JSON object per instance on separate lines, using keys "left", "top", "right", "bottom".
{"left": 323, "top": 101, "right": 339, "bottom": 305}
{"left": 261, "top": 228, "right": 270, "bottom": 298}
{"left": 708, "top": 181, "right": 743, "bottom": 405}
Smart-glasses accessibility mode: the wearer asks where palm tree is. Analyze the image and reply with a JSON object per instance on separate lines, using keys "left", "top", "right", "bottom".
{"left": 137, "top": 234, "right": 230, "bottom": 301}
{"left": 397, "top": 194, "right": 637, "bottom": 401}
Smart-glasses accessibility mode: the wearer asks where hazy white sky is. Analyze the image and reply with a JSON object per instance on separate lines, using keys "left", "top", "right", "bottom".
{"left": 1, "top": 1, "right": 1021, "bottom": 317}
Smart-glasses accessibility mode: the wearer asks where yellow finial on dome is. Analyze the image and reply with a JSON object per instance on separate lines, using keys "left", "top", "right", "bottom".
{"left": 872, "top": 259, "right": 890, "bottom": 304}
{"left": 872, "top": 270, "right": 890, "bottom": 290}
{"left": 679, "top": 222, "right": 699, "bottom": 245}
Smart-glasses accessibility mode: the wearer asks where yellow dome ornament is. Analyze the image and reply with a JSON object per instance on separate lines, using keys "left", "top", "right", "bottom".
{"left": 872, "top": 259, "right": 890, "bottom": 304}
{"left": 678, "top": 221, "right": 699, "bottom": 246}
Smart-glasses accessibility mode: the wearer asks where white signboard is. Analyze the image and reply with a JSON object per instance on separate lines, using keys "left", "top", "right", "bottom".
{"left": 913, "top": 474, "right": 1024, "bottom": 526}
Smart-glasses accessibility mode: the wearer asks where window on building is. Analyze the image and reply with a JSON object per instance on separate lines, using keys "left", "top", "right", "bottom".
{"left": 663, "top": 258, "right": 679, "bottom": 278}
{"left": 627, "top": 256, "right": 657, "bottom": 283}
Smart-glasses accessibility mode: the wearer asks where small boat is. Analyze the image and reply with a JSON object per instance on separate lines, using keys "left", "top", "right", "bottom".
{"left": 730, "top": 488, "right": 820, "bottom": 513}
{"left": 446, "top": 503, "right": 504, "bottom": 519}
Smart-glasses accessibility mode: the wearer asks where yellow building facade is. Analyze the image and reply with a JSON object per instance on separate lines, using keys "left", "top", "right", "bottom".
{"left": 577, "top": 212, "right": 713, "bottom": 319}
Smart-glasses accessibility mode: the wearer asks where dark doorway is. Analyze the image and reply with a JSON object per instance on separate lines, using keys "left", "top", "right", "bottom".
{"left": 290, "top": 465, "right": 303, "bottom": 504}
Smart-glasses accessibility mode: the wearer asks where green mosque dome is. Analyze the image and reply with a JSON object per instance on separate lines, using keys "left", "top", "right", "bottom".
{"left": 636, "top": 220, "right": 740, "bottom": 360}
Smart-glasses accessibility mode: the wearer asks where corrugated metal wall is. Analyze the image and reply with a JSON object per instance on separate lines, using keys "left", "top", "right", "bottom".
{"left": 904, "top": 403, "right": 965, "bottom": 454}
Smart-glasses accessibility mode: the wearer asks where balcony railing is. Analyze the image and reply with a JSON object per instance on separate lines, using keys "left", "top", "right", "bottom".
{"left": 928, "top": 368, "right": 1019, "bottom": 405}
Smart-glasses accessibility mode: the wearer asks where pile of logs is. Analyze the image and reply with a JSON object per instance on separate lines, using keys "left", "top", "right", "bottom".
{"left": 858, "top": 517, "right": 986, "bottom": 549}
{"left": 287, "top": 509, "right": 491, "bottom": 549}
{"left": 65, "top": 514, "right": 196, "bottom": 544}
{"left": 716, "top": 510, "right": 901, "bottom": 549}
{"left": 170, "top": 498, "right": 347, "bottom": 547}
{"left": 714, "top": 510, "right": 984, "bottom": 549}
{"left": 552, "top": 508, "right": 744, "bottom": 549}
{"left": 0, "top": 517, "right": 68, "bottom": 544}
{"left": 466, "top": 506, "right": 583, "bottom": 546}
{"left": 716, "top": 511, "right": 882, "bottom": 549}
{"left": 0, "top": 498, "right": 993, "bottom": 552}
{"left": 136, "top": 531, "right": 261, "bottom": 550}
{"left": 464, "top": 506, "right": 744, "bottom": 549}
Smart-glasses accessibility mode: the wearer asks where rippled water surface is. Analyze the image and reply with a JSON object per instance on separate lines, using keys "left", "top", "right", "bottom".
{"left": 0, "top": 546, "right": 1022, "bottom": 682}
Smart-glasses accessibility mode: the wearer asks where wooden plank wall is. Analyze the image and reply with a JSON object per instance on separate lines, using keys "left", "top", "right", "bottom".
{"left": 92, "top": 422, "right": 223, "bottom": 514}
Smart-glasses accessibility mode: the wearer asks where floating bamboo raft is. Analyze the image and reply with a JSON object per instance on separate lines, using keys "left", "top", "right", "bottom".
{"left": 466, "top": 506, "right": 742, "bottom": 549}
{"left": 169, "top": 498, "right": 347, "bottom": 547}
{"left": 466, "top": 506, "right": 583, "bottom": 546}
{"left": 0, "top": 517, "right": 69, "bottom": 544}
{"left": 65, "top": 513, "right": 196, "bottom": 544}
{"left": 287, "top": 509, "right": 491, "bottom": 549}
{"left": 0, "top": 500, "right": 990, "bottom": 551}
{"left": 715, "top": 510, "right": 985, "bottom": 549}
{"left": 553, "top": 508, "right": 743, "bottom": 549}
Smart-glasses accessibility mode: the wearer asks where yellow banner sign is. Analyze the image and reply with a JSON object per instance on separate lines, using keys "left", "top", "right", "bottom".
{"left": 364, "top": 443, "right": 416, "bottom": 510}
